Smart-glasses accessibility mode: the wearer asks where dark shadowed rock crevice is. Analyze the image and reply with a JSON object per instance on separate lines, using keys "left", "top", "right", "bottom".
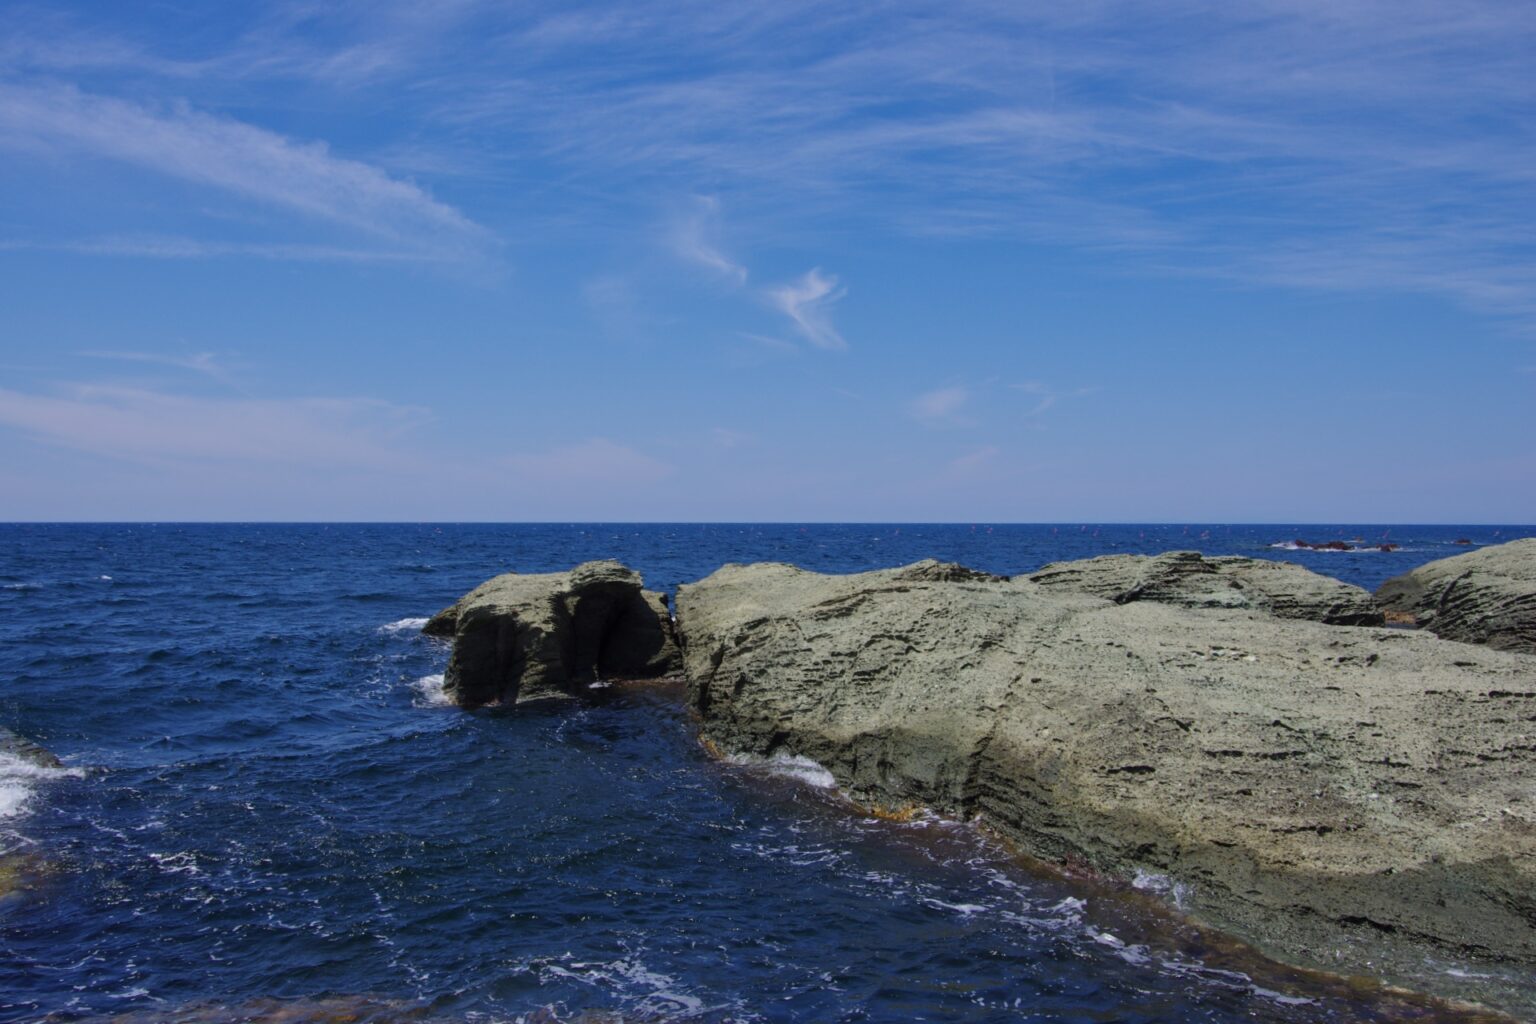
{"left": 1376, "top": 538, "right": 1536, "bottom": 654}
{"left": 431, "top": 561, "right": 681, "bottom": 707}
{"left": 674, "top": 560, "right": 1536, "bottom": 1018}
{"left": 1029, "top": 550, "right": 1384, "bottom": 626}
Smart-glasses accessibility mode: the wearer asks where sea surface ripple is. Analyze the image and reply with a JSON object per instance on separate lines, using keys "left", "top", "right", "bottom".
{"left": 2, "top": 523, "right": 1531, "bottom": 1023}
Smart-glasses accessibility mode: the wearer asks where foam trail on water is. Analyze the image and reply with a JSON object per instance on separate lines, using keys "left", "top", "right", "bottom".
{"left": 379, "top": 617, "right": 430, "bottom": 634}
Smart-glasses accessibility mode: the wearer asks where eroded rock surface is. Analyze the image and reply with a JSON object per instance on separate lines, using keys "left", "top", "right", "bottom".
{"left": 1030, "top": 550, "right": 1383, "bottom": 625}
{"left": 436, "top": 561, "right": 681, "bottom": 707}
{"left": 676, "top": 561, "right": 1536, "bottom": 1015}
{"left": 1376, "top": 538, "right": 1536, "bottom": 654}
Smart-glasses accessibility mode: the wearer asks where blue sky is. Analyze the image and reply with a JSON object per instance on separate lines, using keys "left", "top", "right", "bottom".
{"left": 1, "top": 1, "right": 1532, "bottom": 522}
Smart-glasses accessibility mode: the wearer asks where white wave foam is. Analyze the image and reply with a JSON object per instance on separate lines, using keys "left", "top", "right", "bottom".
{"left": 921, "top": 897, "right": 990, "bottom": 916}
{"left": 411, "top": 673, "right": 451, "bottom": 706}
{"left": 1132, "top": 868, "right": 1192, "bottom": 908}
{"left": 1267, "top": 542, "right": 1400, "bottom": 553}
{"left": 379, "top": 617, "right": 429, "bottom": 634}
{"left": 1248, "top": 985, "right": 1316, "bottom": 1006}
{"left": 517, "top": 954, "right": 707, "bottom": 1016}
{"left": 2, "top": 583, "right": 39, "bottom": 591}
{"left": 725, "top": 751, "right": 839, "bottom": 789}
{"left": 0, "top": 781, "right": 28, "bottom": 820}
{"left": 148, "top": 850, "right": 201, "bottom": 875}
{"left": 0, "top": 751, "right": 83, "bottom": 821}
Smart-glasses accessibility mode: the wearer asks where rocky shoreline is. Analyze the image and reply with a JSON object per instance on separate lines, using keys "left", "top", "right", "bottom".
{"left": 426, "top": 540, "right": 1536, "bottom": 1018}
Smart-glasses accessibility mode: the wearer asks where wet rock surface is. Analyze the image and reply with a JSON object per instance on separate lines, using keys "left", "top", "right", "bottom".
{"left": 1030, "top": 550, "right": 1384, "bottom": 626}
{"left": 436, "top": 560, "right": 681, "bottom": 707}
{"left": 675, "top": 561, "right": 1536, "bottom": 1017}
{"left": 0, "top": 725, "right": 61, "bottom": 769}
{"left": 1376, "top": 538, "right": 1536, "bottom": 654}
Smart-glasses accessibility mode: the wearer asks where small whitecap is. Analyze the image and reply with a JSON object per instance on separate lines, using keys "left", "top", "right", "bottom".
{"left": 1248, "top": 985, "right": 1316, "bottom": 1006}
{"left": 0, "top": 751, "right": 84, "bottom": 821}
{"left": 1048, "top": 895, "right": 1087, "bottom": 914}
{"left": 379, "top": 617, "right": 430, "bottom": 634}
{"left": 411, "top": 673, "right": 451, "bottom": 706}
{"left": 921, "top": 897, "right": 990, "bottom": 916}
{"left": 0, "top": 781, "right": 29, "bottom": 819}
{"left": 726, "top": 751, "right": 839, "bottom": 789}
{"left": 148, "top": 851, "right": 201, "bottom": 875}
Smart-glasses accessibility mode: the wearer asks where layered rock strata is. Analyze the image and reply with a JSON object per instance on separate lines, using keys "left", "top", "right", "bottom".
{"left": 1030, "top": 550, "right": 1383, "bottom": 626}
{"left": 431, "top": 560, "right": 681, "bottom": 707}
{"left": 1376, "top": 538, "right": 1536, "bottom": 654}
{"left": 675, "top": 560, "right": 1536, "bottom": 1015}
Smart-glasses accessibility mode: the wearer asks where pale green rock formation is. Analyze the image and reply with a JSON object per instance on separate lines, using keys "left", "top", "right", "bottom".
{"left": 676, "top": 560, "right": 1536, "bottom": 1016}
{"left": 434, "top": 560, "right": 681, "bottom": 707}
{"left": 1030, "top": 550, "right": 1383, "bottom": 625}
{"left": 1377, "top": 538, "right": 1536, "bottom": 654}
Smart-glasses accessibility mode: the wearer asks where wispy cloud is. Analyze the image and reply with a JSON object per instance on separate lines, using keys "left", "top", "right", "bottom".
{"left": 399, "top": 0, "right": 1536, "bottom": 322}
{"left": 0, "top": 384, "right": 428, "bottom": 467}
{"left": 948, "top": 444, "right": 1000, "bottom": 477}
{"left": 0, "top": 83, "right": 490, "bottom": 261}
{"left": 1011, "top": 380, "right": 1096, "bottom": 418}
{"left": 671, "top": 196, "right": 747, "bottom": 284}
{"left": 0, "top": 235, "right": 453, "bottom": 264}
{"left": 710, "top": 427, "right": 749, "bottom": 448}
{"left": 765, "top": 268, "right": 847, "bottom": 350}
{"left": 910, "top": 385, "right": 969, "bottom": 425}
{"left": 80, "top": 350, "right": 231, "bottom": 381}
{"left": 6, "top": 2, "right": 1536, "bottom": 317}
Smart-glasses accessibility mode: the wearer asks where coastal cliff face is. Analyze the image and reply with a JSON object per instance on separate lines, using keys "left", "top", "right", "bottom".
{"left": 1029, "top": 550, "right": 1383, "bottom": 626}
{"left": 430, "top": 560, "right": 681, "bottom": 706}
{"left": 674, "top": 559, "right": 1536, "bottom": 1014}
{"left": 1377, "top": 538, "right": 1536, "bottom": 653}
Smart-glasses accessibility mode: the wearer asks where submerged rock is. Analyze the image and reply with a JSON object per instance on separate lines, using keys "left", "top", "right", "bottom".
{"left": 0, "top": 725, "right": 61, "bottom": 769}
{"left": 1029, "top": 550, "right": 1383, "bottom": 625}
{"left": 1, "top": 727, "right": 64, "bottom": 904}
{"left": 1376, "top": 538, "right": 1536, "bottom": 654}
{"left": 68, "top": 994, "right": 436, "bottom": 1023}
{"left": 436, "top": 561, "right": 681, "bottom": 707}
{"left": 676, "top": 561, "right": 1536, "bottom": 1015}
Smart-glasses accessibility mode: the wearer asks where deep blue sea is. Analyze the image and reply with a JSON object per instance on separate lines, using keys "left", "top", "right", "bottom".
{"left": 3, "top": 523, "right": 1533, "bottom": 1024}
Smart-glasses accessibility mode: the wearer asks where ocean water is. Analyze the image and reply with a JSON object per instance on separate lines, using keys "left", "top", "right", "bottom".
{"left": 2, "top": 522, "right": 1532, "bottom": 1024}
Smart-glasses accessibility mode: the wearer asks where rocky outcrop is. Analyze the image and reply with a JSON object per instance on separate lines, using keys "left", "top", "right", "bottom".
{"left": 435, "top": 561, "right": 682, "bottom": 707}
{"left": 0, "top": 725, "right": 61, "bottom": 769}
{"left": 1376, "top": 538, "right": 1536, "bottom": 654}
{"left": 1029, "top": 550, "right": 1383, "bottom": 626}
{"left": 675, "top": 561, "right": 1536, "bottom": 1016}
{"left": 0, "top": 727, "right": 63, "bottom": 903}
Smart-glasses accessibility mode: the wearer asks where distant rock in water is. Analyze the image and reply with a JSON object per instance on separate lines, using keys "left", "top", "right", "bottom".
{"left": 676, "top": 560, "right": 1536, "bottom": 1015}
{"left": 433, "top": 560, "right": 682, "bottom": 707}
{"left": 1376, "top": 537, "right": 1536, "bottom": 654}
{"left": 0, "top": 725, "right": 61, "bottom": 769}
{"left": 1029, "top": 550, "right": 1384, "bottom": 626}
